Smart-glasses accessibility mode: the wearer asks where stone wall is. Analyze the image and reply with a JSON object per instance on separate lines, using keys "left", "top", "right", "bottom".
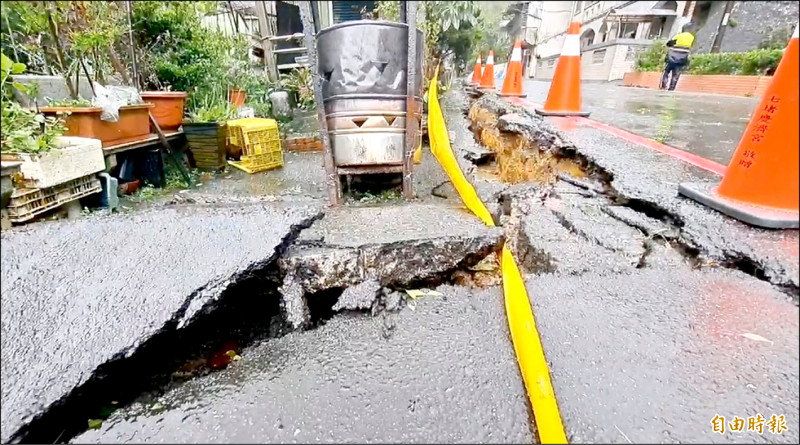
{"left": 693, "top": 1, "right": 799, "bottom": 54}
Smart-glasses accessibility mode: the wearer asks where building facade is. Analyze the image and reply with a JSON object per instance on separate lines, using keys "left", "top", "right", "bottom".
{"left": 527, "top": 1, "right": 695, "bottom": 81}
{"left": 525, "top": 1, "right": 798, "bottom": 82}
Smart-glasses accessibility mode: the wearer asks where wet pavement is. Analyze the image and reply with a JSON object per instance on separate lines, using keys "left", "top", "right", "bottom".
{"left": 522, "top": 79, "right": 759, "bottom": 166}
{"left": 470, "top": 92, "right": 800, "bottom": 294}
{"left": 0, "top": 203, "right": 322, "bottom": 443}
{"left": 2, "top": 80, "right": 797, "bottom": 445}
{"left": 74, "top": 285, "right": 534, "bottom": 444}
{"left": 464, "top": 88, "right": 799, "bottom": 442}
{"left": 528, "top": 267, "right": 799, "bottom": 444}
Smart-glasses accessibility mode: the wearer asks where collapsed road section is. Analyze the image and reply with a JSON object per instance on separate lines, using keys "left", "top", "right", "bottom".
{"left": 0, "top": 203, "right": 323, "bottom": 443}
{"left": 440, "top": 86, "right": 799, "bottom": 442}
{"left": 456, "top": 89, "right": 799, "bottom": 298}
{"left": 0, "top": 198, "right": 506, "bottom": 444}
{"left": 279, "top": 203, "right": 504, "bottom": 328}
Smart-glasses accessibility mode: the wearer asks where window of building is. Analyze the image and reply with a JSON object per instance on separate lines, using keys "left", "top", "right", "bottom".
{"left": 332, "top": 0, "right": 376, "bottom": 24}
{"left": 547, "top": 58, "right": 556, "bottom": 67}
{"left": 592, "top": 49, "right": 606, "bottom": 64}
{"left": 580, "top": 29, "right": 596, "bottom": 49}
{"left": 619, "top": 22, "right": 638, "bottom": 39}
{"left": 649, "top": 17, "right": 667, "bottom": 39}
{"left": 586, "top": 1, "right": 600, "bottom": 16}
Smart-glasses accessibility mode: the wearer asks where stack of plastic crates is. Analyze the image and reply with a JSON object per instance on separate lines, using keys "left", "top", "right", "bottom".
{"left": 7, "top": 174, "right": 101, "bottom": 223}
{"left": 227, "top": 118, "right": 284, "bottom": 174}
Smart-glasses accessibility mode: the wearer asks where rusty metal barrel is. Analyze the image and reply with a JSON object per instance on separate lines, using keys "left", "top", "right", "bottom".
{"left": 316, "top": 20, "right": 423, "bottom": 167}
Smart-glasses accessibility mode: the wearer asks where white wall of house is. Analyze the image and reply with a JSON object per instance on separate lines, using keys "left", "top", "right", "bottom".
{"left": 531, "top": 1, "right": 694, "bottom": 81}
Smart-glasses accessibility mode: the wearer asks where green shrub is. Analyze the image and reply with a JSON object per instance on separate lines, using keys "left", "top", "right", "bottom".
{"left": 634, "top": 40, "right": 667, "bottom": 72}
{"left": 132, "top": 1, "right": 242, "bottom": 102}
{"left": 635, "top": 42, "right": 784, "bottom": 76}
{"left": 687, "top": 49, "right": 783, "bottom": 75}
{"left": 1, "top": 52, "right": 65, "bottom": 154}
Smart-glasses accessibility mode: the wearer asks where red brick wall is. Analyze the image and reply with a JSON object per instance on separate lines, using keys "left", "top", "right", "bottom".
{"left": 622, "top": 72, "right": 773, "bottom": 98}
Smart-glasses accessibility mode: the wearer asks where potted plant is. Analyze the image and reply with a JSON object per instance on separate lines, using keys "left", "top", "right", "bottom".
{"left": 39, "top": 97, "right": 154, "bottom": 148}
{"left": 1, "top": 53, "right": 105, "bottom": 189}
{"left": 278, "top": 67, "right": 315, "bottom": 111}
{"left": 140, "top": 89, "right": 189, "bottom": 132}
{"left": 227, "top": 60, "right": 249, "bottom": 107}
{"left": 184, "top": 96, "right": 236, "bottom": 170}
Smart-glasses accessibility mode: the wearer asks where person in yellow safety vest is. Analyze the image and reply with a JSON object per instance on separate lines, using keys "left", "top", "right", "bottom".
{"left": 660, "top": 23, "right": 696, "bottom": 91}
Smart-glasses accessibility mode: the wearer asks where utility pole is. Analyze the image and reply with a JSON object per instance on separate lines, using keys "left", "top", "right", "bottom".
{"left": 710, "top": 1, "right": 735, "bottom": 53}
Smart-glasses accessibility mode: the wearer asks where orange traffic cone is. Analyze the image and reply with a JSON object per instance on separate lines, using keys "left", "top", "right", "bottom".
{"left": 678, "top": 24, "right": 799, "bottom": 228}
{"left": 478, "top": 50, "right": 495, "bottom": 90}
{"left": 536, "top": 22, "right": 589, "bottom": 117}
{"left": 470, "top": 54, "right": 483, "bottom": 86}
{"left": 501, "top": 40, "right": 526, "bottom": 97}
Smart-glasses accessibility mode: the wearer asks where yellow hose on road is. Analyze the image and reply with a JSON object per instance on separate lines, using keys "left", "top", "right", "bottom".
{"left": 501, "top": 245, "right": 568, "bottom": 444}
{"left": 426, "top": 75, "right": 495, "bottom": 227}
{"left": 427, "top": 67, "right": 568, "bottom": 444}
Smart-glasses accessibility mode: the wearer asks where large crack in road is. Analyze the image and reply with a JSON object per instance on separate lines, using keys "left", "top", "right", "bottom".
{"left": 461, "top": 91, "right": 799, "bottom": 298}
{"left": 3, "top": 199, "right": 506, "bottom": 444}
{"left": 3, "top": 84, "right": 797, "bottom": 444}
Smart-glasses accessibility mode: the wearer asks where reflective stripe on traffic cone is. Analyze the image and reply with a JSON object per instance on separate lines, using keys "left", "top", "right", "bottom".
{"left": 535, "top": 22, "right": 590, "bottom": 117}
{"left": 478, "top": 51, "right": 496, "bottom": 90}
{"left": 500, "top": 41, "right": 526, "bottom": 97}
{"left": 470, "top": 54, "right": 483, "bottom": 86}
{"left": 678, "top": 24, "right": 799, "bottom": 229}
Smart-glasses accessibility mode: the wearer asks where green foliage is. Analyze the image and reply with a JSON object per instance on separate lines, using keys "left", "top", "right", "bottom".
{"left": 1, "top": 52, "right": 65, "bottom": 154}
{"left": 374, "top": 1, "right": 496, "bottom": 89}
{"left": 187, "top": 101, "right": 235, "bottom": 123}
{"left": 133, "top": 2, "right": 233, "bottom": 94}
{"left": 635, "top": 41, "right": 784, "bottom": 75}
{"left": 687, "top": 49, "right": 784, "bottom": 75}
{"left": 1, "top": 1, "right": 51, "bottom": 70}
{"left": 243, "top": 73, "right": 275, "bottom": 118}
{"left": 1, "top": 1, "right": 127, "bottom": 86}
{"left": 437, "top": 2, "right": 479, "bottom": 33}
{"left": 634, "top": 40, "right": 668, "bottom": 72}
{"left": 67, "top": 2, "right": 125, "bottom": 57}
{"left": 374, "top": 1, "right": 400, "bottom": 21}
{"left": 132, "top": 1, "right": 257, "bottom": 115}
{"left": 279, "top": 67, "right": 314, "bottom": 110}
{"left": 46, "top": 97, "right": 92, "bottom": 107}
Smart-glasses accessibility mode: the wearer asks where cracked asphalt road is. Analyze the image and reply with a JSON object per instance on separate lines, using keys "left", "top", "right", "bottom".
{"left": 2, "top": 83, "right": 797, "bottom": 444}
{"left": 0, "top": 203, "right": 322, "bottom": 443}
{"left": 521, "top": 79, "right": 758, "bottom": 166}
{"left": 74, "top": 285, "right": 534, "bottom": 444}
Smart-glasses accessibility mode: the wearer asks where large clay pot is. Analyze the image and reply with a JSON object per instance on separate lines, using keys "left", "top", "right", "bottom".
{"left": 39, "top": 104, "right": 154, "bottom": 147}
{"left": 229, "top": 88, "right": 246, "bottom": 107}
{"left": 140, "top": 91, "right": 187, "bottom": 131}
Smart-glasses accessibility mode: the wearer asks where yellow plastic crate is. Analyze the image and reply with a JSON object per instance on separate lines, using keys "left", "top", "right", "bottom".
{"left": 227, "top": 118, "right": 278, "bottom": 149}
{"left": 227, "top": 151, "right": 284, "bottom": 174}
{"left": 239, "top": 128, "right": 281, "bottom": 157}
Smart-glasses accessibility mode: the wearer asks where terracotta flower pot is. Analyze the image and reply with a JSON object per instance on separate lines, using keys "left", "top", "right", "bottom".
{"left": 140, "top": 91, "right": 188, "bottom": 131}
{"left": 229, "top": 88, "right": 246, "bottom": 107}
{"left": 39, "top": 104, "right": 154, "bottom": 148}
